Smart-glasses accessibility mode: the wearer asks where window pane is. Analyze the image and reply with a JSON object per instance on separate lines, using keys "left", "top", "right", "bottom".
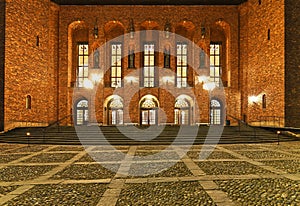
{"left": 144, "top": 56, "right": 149, "bottom": 65}
{"left": 150, "top": 56, "right": 154, "bottom": 66}
{"left": 84, "top": 68, "right": 88, "bottom": 77}
{"left": 182, "top": 67, "right": 187, "bottom": 77}
{"left": 117, "top": 68, "right": 121, "bottom": 76}
{"left": 215, "top": 56, "right": 220, "bottom": 66}
{"left": 210, "top": 56, "right": 215, "bottom": 65}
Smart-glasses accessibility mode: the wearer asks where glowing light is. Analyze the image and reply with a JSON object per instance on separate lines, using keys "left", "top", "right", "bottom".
{"left": 125, "top": 76, "right": 138, "bottom": 84}
{"left": 249, "top": 95, "right": 259, "bottom": 104}
{"left": 91, "top": 73, "right": 101, "bottom": 84}
{"left": 83, "top": 79, "right": 93, "bottom": 89}
{"left": 203, "top": 82, "right": 216, "bottom": 91}
{"left": 198, "top": 75, "right": 209, "bottom": 83}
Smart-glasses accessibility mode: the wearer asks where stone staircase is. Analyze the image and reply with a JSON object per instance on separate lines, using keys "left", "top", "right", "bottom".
{"left": 0, "top": 125, "right": 298, "bottom": 145}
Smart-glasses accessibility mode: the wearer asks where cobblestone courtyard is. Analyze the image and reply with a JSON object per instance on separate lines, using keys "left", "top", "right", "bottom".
{"left": 0, "top": 142, "right": 299, "bottom": 205}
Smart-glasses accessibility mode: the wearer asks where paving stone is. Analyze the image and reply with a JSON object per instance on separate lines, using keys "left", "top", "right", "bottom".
{"left": 116, "top": 181, "right": 216, "bottom": 206}
{"left": 49, "top": 146, "right": 84, "bottom": 152}
{"left": 22, "top": 153, "right": 76, "bottom": 163}
{"left": 4, "top": 183, "right": 107, "bottom": 206}
{"left": 196, "top": 161, "right": 274, "bottom": 175}
{"left": 0, "top": 154, "right": 26, "bottom": 163}
{"left": 260, "top": 160, "right": 300, "bottom": 174}
{"left": 215, "top": 178, "right": 300, "bottom": 206}
{"left": 0, "top": 165, "right": 56, "bottom": 182}
{"left": 236, "top": 151, "right": 294, "bottom": 159}
{"left": 187, "top": 151, "right": 237, "bottom": 160}
{"left": 128, "top": 162, "right": 193, "bottom": 178}
{"left": 51, "top": 164, "right": 119, "bottom": 180}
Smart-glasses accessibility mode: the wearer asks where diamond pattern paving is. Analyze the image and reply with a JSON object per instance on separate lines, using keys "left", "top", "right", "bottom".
{"left": 0, "top": 142, "right": 299, "bottom": 205}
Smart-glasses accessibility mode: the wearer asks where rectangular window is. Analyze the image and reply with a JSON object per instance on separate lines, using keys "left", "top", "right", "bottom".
{"left": 111, "top": 43, "right": 122, "bottom": 87}
{"left": 210, "top": 42, "right": 221, "bottom": 86}
{"left": 176, "top": 43, "right": 188, "bottom": 88}
{"left": 77, "top": 43, "right": 89, "bottom": 87}
{"left": 143, "top": 43, "right": 155, "bottom": 87}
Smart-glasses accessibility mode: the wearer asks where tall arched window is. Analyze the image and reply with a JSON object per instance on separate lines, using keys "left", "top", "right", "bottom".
{"left": 174, "top": 98, "right": 190, "bottom": 125}
{"left": 111, "top": 43, "right": 122, "bottom": 87}
{"left": 108, "top": 98, "right": 123, "bottom": 125}
{"left": 210, "top": 43, "right": 221, "bottom": 86}
{"left": 77, "top": 43, "right": 89, "bottom": 87}
{"left": 140, "top": 97, "right": 158, "bottom": 125}
{"left": 75, "top": 99, "right": 89, "bottom": 125}
{"left": 210, "top": 99, "right": 222, "bottom": 125}
{"left": 26, "top": 95, "right": 31, "bottom": 109}
{"left": 176, "top": 42, "right": 188, "bottom": 88}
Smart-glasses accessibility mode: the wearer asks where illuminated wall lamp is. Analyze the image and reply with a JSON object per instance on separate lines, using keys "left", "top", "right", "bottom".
{"left": 249, "top": 95, "right": 259, "bottom": 104}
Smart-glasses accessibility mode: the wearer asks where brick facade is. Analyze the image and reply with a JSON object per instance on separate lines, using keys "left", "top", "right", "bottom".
{"left": 0, "top": 0, "right": 5, "bottom": 131}
{"left": 285, "top": 0, "right": 300, "bottom": 127}
{"left": 240, "top": 0, "right": 285, "bottom": 126}
{"left": 0, "top": 0, "right": 298, "bottom": 131}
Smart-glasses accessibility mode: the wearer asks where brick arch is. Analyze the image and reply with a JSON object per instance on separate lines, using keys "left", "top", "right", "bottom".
{"left": 140, "top": 20, "right": 160, "bottom": 30}
{"left": 104, "top": 21, "right": 125, "bottom": 40}
{"left": 67, "top": 20, "right": 89, "bottom": 88}
{"left": 175, "top": 20, "right": 196, "bottom": 40}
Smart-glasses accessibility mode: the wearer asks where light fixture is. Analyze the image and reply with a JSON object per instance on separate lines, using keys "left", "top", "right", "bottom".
{"left": 164, "top": 20, "right": 171, "bottom": 38}
{"left": 93, "top": 18, "right": 98, "bottom": 39}
{"left": 249, "top": 95, "right": 259, "bottom": 104}
{"left": 201, "top": 22, "right": 206, "bottom": 39}
{"left": 83, "top": 79, "right": 94, "bottom": 89}
{"left": 198, "top": 75, "right": 209, "bottom": 84}
{"left": 129, "top": 19, "right": 135, "bottom": 39}
{"left": 91, "top": 73, "right": 101, "bottom": 84}
{"left": 203, "top": 82, "right": 216, "bottom": 91}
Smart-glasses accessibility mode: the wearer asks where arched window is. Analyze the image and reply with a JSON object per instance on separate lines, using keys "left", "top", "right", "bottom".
{"left": 262, "top": 94, "right": 267, "bottom": 109}
{"left": 108, "top": 98, "right": 123, "bottom": 125}
{"left": 176, "top": 42, "right": 188, "bottom": 88}
{"left": 174, "top": 98, "right": 190, "bottom": 125}
{"left": 210, "top": 99, "right": 222, "bottom": 125}
{"left": 75, "top": 99, "right": 89, "bottom": 125}
{"left": 210, "top": 43, "right": 221, "bottom": 86}
{"left": 140, "top": 96, "right": 158, "bottom": 125}
{"left": 111, "top": 43, "right": 122, "bottom": 87}
{"left": 26, "top": 95, "right": 31, "bottom": 109}
{"left": 77, "top": 43, "right": 89, "bottom": 87}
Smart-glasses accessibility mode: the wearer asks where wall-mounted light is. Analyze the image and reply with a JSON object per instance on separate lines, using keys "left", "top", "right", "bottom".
{"left": 129, "top": 19, "right": 135, "bottom": 39}
{"left": 249, "top": 95, "right": 259, "bottom": 104}
{"left": 83, "top": 79, "right": 94, "bottom": 90}
{"left": 125, "top": 76, "right": 138, "bottom": 85}
{"left": 201, "top": 22, "right": 206, "bottom": 39}
{"left": 203, "top": 82, "right": 216, "bottom": 91}
{"left": 198, "top": 75, "right": 209, "bottom": 84}
{"left": 93, "top": 18, "right": 98, "bottom": 39}
{"left": 91, "top": 73, "right": 101, "bottom": 84}
{"left": 164, "top": 20, "right": 171, "bottom": 38}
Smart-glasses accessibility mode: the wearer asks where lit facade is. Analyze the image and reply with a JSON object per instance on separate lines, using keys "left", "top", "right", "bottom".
{"left": 0, "top": 0, "right": 299, "bottom": 131}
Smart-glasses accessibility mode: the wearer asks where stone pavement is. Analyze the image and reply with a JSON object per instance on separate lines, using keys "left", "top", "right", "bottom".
{"left": 0, "top": 142, "right": 299, "bottom": 205}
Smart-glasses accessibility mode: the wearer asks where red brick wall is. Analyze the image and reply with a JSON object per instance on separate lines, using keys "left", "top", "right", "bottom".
{"left": 240, "top": 0, "right": 285, "bottom": 126}
{"left": 4, "top": 0, "right": 57, "bottom": 130}
{"left": 59, "top": 5, "right": 241, "bottom": 125}
{"left": 4, "top": 2, "right": 291, "bottom": 128}
{"left": 285, "top": 0, "right": 300, "bottom": 127}
{"left": 0, "top": 0, "right": 5, "bottom": 130}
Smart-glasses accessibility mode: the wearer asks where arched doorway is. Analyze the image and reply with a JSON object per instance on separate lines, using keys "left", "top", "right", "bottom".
{"left": 108, "top": 98, "right": 123, "bottom": 125}
{"left": 75, "top": 99, "right": 89, "bottom": 125}
{"left": 140, "top": 96, "right": 159, "bottom": 125}
{"left": 174, "top": 98, "right": 190, "bottom": 125}
{"left": 210, "top": 99, "right": 222, "bottom": 125}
